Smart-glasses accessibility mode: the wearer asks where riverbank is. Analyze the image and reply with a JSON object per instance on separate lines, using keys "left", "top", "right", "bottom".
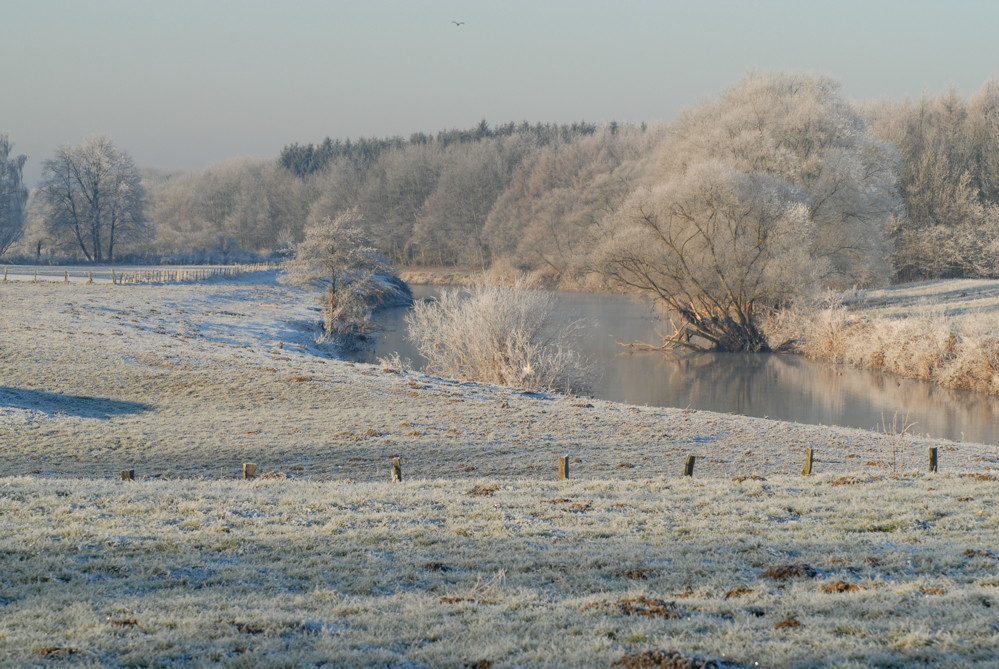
{"left": 769, "top": 278, "right": 999, "bottom": 396}
{"left": 2, "top": 272, "right": 994, "bottom": 480}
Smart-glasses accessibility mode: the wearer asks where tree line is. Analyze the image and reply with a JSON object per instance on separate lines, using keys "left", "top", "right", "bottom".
{"left": 4, "top": 73, "right": 999, "bottom": 349}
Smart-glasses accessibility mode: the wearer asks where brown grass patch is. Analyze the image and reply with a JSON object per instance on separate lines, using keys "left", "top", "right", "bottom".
{"left": 762, "top": 564, "right": 817, "bottom": 580}
{"left": 108, "top": 618, "right": 138, "bottom": 628}
{"left": 620, "top": 568, "right": 652, "bottom": 580}
{"left": 731, "top": 475, "right": 766, "bottom": 483}
{"left": 33, "top": 647, "right": 78, "bottom": 658}
{"left": 465, "top": 485, "right": 499, "bottom": 497}
{"left": 821, "top": 580, "right": 863, "bottom": 593}
{"left": 612, "top": 649, "right": 719, "bottom": 668}
{"left": 832, "top": 476, "right": 882, "bottom": 486}
{"left": 581, "top": 596, "right": 684, "bottom": 619}
{"left": 921, "top": 587, "right": 947, "bottom": 595}
{"left": 723, "top": 586, "right": 753, "bottom": 599}
{"left": 964, "top": 549, "right": 999, "bottom": 559}
{"left": 424, "top": 562, "right": 454, "bottom": 572}
{"left": 775, "top": 617, "right": 802, "bottom": 629}
{"left": 227, "top": 620, "right": 266, "bottom": 635}
{"left": 963, "top": 474, "right": 998, "bottom": 482}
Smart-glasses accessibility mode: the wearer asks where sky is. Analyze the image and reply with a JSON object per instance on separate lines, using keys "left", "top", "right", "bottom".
{"left": 4, "top": 0, "right": 999, "bottom": 185}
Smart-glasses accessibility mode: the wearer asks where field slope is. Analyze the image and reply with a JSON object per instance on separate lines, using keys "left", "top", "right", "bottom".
{"left": 1, "top": 272, "right": 998, "bottom": 667}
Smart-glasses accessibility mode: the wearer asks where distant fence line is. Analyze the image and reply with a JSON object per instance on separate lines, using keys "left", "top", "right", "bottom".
{"left": 1, "top": 263, "right": 276, "bottom": 285}
{"left": 113, "top": 263, "right": 275, "bottom": 285}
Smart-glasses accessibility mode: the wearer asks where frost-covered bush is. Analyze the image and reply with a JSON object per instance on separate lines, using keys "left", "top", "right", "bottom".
{"left": 405, "top": 276, "right": 588, "bottom": 393}
{"left": 768, "top": 300, "right": 999, "bottom": 395}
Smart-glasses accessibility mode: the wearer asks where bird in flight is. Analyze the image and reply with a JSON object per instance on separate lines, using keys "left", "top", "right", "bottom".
{"left": 451, "top": 20, "right": 465, "bottom": 27}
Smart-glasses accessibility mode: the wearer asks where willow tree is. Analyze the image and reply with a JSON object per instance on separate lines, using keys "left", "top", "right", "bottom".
{"left": 602, "top": 73, "right": 902, "bottom": 351}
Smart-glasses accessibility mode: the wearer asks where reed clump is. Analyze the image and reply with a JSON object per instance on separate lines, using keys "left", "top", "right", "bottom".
{"left": 767, "top": 301, "right": 999, "bottom": 395}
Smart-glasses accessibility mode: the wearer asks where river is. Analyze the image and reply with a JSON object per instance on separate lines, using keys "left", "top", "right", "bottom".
{"left": 350, "top": 286, "right": 999, "bottom": 445}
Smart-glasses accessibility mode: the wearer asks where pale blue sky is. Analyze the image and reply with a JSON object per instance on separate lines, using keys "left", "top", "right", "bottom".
{"left": 4, "top": 0, "right": 998, "bottom": 184}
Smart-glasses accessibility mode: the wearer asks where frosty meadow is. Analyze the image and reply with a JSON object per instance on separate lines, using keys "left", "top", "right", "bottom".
{"left": 1, "top": 271, "right": 998, "bottom": 667}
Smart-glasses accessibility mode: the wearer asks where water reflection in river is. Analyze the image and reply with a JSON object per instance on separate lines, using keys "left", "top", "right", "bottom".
{"left": 353, "top": 287, "right": 999, "bottom": 445}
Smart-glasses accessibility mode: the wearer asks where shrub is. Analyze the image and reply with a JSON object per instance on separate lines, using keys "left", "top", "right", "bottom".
{"left": 405, "top": 275, "right": 589, "bottom": 393}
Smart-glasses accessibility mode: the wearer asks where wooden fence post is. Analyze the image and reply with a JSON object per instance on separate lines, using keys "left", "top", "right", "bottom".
{"left": 683, "top": 455, "right": 696, "bottom": 477}
{"left": 928, "top": 447, "right": 938, "bottom": 473}
{"left": 121, "top": 469, "right": 134, "bottom": 481}
{"left": 802, "top": 448, "right": 814, "bottom": 476}
{"left": 64, "top": 270, "right": 69, "bottom": 282}
{"left": 558, "top": 455, "right": 569, "bottom": 480}
{"left": 392, "top": 457, "right": 402, "bottom": 482}
{"left": 243, "top": 463, "right": 257, "bottom": 480}
{"left": 3, "top": 267, "right": 7, "bottom": 281}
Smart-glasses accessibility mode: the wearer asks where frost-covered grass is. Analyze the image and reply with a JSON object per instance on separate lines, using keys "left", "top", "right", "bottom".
{"left": 769, "top": 279, "right": 999, "bottom": 395}
{"left": 2, "top": 475, "right": 998, "bottom": 667}
{"left": 2, "top": 273, "right": 999, "bottom": 666}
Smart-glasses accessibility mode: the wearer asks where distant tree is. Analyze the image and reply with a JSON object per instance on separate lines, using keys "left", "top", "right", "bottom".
{"left": 412, "top": 137, "right": 524, "bottom": 267}
{"left": 483, "top": 123, "right": 662, "bottom": 279}
{"left": 866, "top": 80, "right": 999, "bottom": 280}
{"left": 145, "top": 157, "right": 308, "bottom": 261}
{"left": 601, "top": 73, "right": 901, "bottom": 351}
{"left": 280, "top": 208, "right": 400, "bottom": 335}
{"left": 0, "top": 134, "right": 28, "bottom": 256}
{"left": 37, "top": 135, "right": 148, "bottom": 263}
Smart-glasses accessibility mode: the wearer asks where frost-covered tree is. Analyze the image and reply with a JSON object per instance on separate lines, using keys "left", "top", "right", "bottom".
{"left": 37, "top": 135, "right": 148, "bottom": 263}
{"left": 601, "top": 73, "right": 902, "bottom": 351}
{"left": 604, "top": 162, "right": 819, "bottom": 351}
{"left": 147, "top": 158, "right": 307, "bottom": 260}
{"left": 483, "top": 124, "right": 662, "bottom": 280}
{"left": 0, "top": 134, "right": 28, "bottom": 256}
{"left": 281, "top": 208, "right": 401, "bottom": 335}
{"left": 866, "top": 80, "right": 999, "bottom": 280}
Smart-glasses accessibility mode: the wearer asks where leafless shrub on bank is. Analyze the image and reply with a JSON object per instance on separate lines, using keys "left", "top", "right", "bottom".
{"left": 405, "top": 275, "right": 589, "bottom": 393}
{"left": 876, "top": 412, "right": 917, "bottom": 478}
